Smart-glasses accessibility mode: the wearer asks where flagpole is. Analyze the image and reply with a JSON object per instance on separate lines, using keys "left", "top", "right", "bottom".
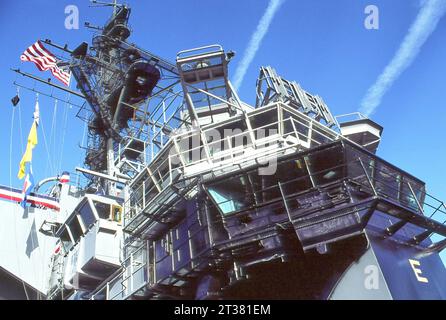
{"left": 39, "top": 39, "right": 73, "bottom": 54}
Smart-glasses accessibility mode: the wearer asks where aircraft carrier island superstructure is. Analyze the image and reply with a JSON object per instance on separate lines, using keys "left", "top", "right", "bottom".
{"left": 1, "top": 3, "right": 446, "bottom": 300}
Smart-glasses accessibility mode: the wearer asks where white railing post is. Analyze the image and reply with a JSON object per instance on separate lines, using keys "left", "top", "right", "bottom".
{"left": 227, "top": 136, "right": 234, "bottom": 165}
{"left": 408, "top": 182, "right": 424, "bottom": 215}
{"left": 142, "top": 180, "right": 146, "bottom": 210}
{"left": 168, "top": 154, "right": 172, "bottom": 184}
{"left": 290, "top": 118, "right": 301, "bottom": 144}
{"left": 129, "top": 254, "right": 134, "bottom": 293}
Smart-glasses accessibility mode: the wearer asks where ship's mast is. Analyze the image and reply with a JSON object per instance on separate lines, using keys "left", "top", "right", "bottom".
{"left": 12, "top": 1, "right": 184, "bottom": 196}
{"left": 100, "top": 1, "right": 123, "bottom": 195}
{"left": 68, "top": 2, "right": 182, "bottom": 196}
{"left": 91, "top": 0, "right": 120, "bottom": 15}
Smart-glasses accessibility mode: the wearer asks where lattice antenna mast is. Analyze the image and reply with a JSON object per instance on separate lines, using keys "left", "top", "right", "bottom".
{"left": 70, "top": 2, "right": 183, "bottom": 195}
{"left": 11, "top": 1, "right": 182, "bottom": 195}
{"left": 90, "top": 0, "right": 123, "bottom": 16}
{"left": 71, "top": 2, "right": 134, "bottom": 195}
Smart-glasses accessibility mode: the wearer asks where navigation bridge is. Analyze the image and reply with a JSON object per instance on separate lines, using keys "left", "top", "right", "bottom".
{"left": 85, "top": 46, "right": 446, "bottom": 300}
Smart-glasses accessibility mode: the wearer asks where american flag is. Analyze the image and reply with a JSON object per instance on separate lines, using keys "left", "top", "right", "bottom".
{"left": 20, "top": 40, "right": 71, "bottom": 86}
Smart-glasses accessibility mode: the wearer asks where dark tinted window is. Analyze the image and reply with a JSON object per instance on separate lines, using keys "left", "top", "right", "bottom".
{"left": 68, "top": 217, "right": 83, "bottom": 243}
{"left": 78, "top": 201, "right": 96, "bottom": 228}
{"left": 60, "top": 228, "right": 73, "bottom": 252}
{"left": 93, "top": 201, "right": 111, "bottom": 220}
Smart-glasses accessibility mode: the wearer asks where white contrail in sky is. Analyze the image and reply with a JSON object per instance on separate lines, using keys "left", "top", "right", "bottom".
{"left": 359, "top": 0, "right": 446, "bottom": 116}
{"left": 232, "top": 0, "right": 285, "bottom": 90}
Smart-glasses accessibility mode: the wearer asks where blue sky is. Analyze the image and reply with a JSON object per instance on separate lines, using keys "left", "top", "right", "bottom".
{"left": 0, "top": 1, "right": 445, "bottom": 257}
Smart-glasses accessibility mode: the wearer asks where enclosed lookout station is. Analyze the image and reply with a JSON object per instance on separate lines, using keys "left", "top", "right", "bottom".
{"left": 176, "top": 45, "right": 247, "bottom": 126}
{"left": 337, "top": 113, "right": 383, "bottom": 153}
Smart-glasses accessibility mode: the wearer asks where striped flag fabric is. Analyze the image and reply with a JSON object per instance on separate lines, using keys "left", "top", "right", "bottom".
{"left": 20, "top": 40, "right": 71, "bottom": 86}
{"left": 59, "top": 171, "right": 70, "bottom": 184}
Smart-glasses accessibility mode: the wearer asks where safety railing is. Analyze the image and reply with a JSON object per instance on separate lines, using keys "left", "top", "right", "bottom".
{"left": 94, "top": 144, "right": 446, "bottom": 300}
{"left": 176, "top": 44, "right": 225, "bottom": 72}
{"left": 335, "top": 112, "right": 368, "bottom": 123}
{"left": 201, "top": 144, "right": 446, "bottom": 231}
{"left": 177, "top": 44, "right": 224, "bottom": 60}
{"left": 203, "top": 160, "right": 425, "bottom": 218}
{"left": 123, "top": 102, "right": 343, "bottom": 226}
{"left": 90, "top": 242, "right": 148, "bottom": 300}
{"left": 360, "top": 160, "right": 446, "bottom": 223}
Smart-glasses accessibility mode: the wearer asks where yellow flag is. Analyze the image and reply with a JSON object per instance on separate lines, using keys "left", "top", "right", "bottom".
{"left": 18, "top": 121, "right": 38, "bottom": 179}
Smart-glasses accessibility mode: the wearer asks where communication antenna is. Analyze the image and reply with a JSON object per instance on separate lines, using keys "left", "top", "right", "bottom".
{"left": 90, "top": 0, "right": 123, "bottom": 16}
{"left": 86, "top": 0, "right": 124, "bottom": 30}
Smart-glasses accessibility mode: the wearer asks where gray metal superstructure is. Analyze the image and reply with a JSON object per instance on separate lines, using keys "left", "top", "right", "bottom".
{"left": 2, "top": 2, "right": 446, "bottom": 300}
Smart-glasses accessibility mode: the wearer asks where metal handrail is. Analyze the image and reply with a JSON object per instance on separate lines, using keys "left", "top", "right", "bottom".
{"left": 177, "top": 44, "right": 224, "bottom": 60}
{"left": 335, "top": 112, "right": 367, "bottom": 122}
{"left": 102, "top": 158, "right": 446, "bottom": 300}
{"left": 123, "top": 101, "right": 443, "bottom": 232}
{"left": 201, "top": 152, "right": 445, "bottom": 222}
{"left": 90, "top": 242, "right": 147, "bottom": 300}
{"left": 123, "top": 106, "right": 341, "bottom": 222}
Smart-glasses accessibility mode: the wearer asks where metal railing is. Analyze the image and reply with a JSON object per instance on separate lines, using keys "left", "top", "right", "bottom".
{"left": 335, "top": 112, "right": 368, "bottom": 123}
{"left": 92, "top": 143, "right": 446, "bottom": 300}
{"left": 202, "top": 158, "right": 430, "bottom": 219}
{"left": 90, "top": 242, "right": 147, "bottom": 300}
{"left": 123, "top": 102, "right": 343, "bottom": 226}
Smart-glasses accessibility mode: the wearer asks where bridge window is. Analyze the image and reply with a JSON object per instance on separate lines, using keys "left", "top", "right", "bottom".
{"left": 93, "top": 200, "right": 112, "bottom": 220}
{"left": 208, "top": 188, "right": 236, "bottom": 215}
{"left": 250, "top": 109, "right": 278, "bottom": 139}
{"left": 206, "top": 177, "right": 253, "bottom": 215}
{"left": 307, "top": 145, "right": 344, "bottom": 186}
{"left": 68, "top": 216, "right": 83, "bottom": 243}
{"left": 60, "top": 228, "right": 73, "bottom": 252}
{"left": 78, "top": 201, "right": 96, "bottom": 229}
